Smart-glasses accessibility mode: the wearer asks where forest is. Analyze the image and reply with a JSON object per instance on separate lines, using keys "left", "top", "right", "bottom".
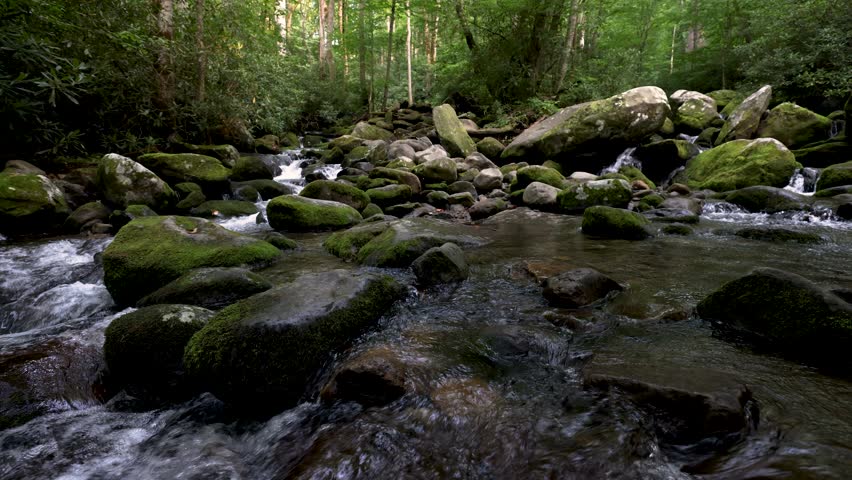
{"left": 2, "top": 0, "right": 850, "bottom": 158}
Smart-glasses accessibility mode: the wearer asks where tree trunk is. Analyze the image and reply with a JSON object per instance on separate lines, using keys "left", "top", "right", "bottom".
{"left": 286, "top": 0, "right": 298, "bottom": 52}
{"left": 318, "top": 0, "right": 335, "bottom": 80}
{"left": 155, "top": 0, "right": 175, "bottom": 114}
{"left": 455, "top": 0, "right": 476, "bottom": 52}
{"left": 556, "top": 0, "right": 582, "bottom": 93}
{"left": 382, "top": 0, "right": 397, "bottom": 111}
{"left": 358, "top": 0, "right": 368, "bottom": 106}
{"left": 195, "top": 0, "right": 205, "bottom": 103}
{"left": 406, "top": 0, "right": 413, "bottom": 105}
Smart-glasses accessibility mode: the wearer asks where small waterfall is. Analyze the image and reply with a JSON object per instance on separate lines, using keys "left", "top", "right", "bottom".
{"left": 601, "top": 148, "right": 641, "bottom": 175}
{"left": 784, "top": 168, "right": 820, "bottom": 195}
{"left": 830, "top": 120, "right": 844, "bottom": 139}
{"left": 677, "top": 133, "right": 699, "bottom": 144}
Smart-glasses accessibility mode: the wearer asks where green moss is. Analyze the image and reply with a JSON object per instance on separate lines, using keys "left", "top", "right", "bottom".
{"left": 581, "top": 206, "right": 650, "bottom": 240}
{"left": 231, "top": 156, "right": 273, "bottom": 181}
{"left": 323, "top": 220, "right": 393, "bottom": 260}
{"left": 674, "top": 97, "right": 718, "bottom": 133}
{"left": 361, "top": 203, "right": 383, "bottom": 218}
{"left": 266, "top": 194, "right": 362, "bottom": 232}
{"left": 707, "top": 90, "right": 740, "bottom": 109}
{"left": 352, "top": 122, "right": 394, "bottom": 141}
{"left": 433, "top": 104, "right": 477, "bottom": 157}
{"left": 137, "top": 153, "right": 231, "bottom": 191}
{"left": 757, "top": 102, "right": 832, "bottom": 148}
{"left": 280, "top": 132, "right": 300, "bottom": 148}
{"left": 638, "top": 193, "right": 665, "bottom": 211}
{"left": 329, "top": 135, "right": 363, "bottom": 153}
{"left": 369, "top": 167, "right": 422, "bottom": 193}
{"left": 0, "top": 172, "right": 69, "bottom": 233}
{"left": 264, "top": 232, "right": 298, "bottom": 250}
{"left": 685, "top": 139, "right": 801, "bottom": 191}
{"left": 542, "top": 160, "right": 564, "bottom": 174}
{"left": 189, "top": 200, "right": 258, "bottom": 218}
{"left": 301, "top": 180, "right": 370, "bottom": 210}
{"left": 557, "top": 179, "right": 632, "bottom": 212}
{"left": 366, "top": 184, "right": 413, "bottom": 209}
{"left": 176, "top": 143, "right": 239, "bottom": 167}
{"left": 512, "top": 165, "right": 564, "bottom": 191}
{"left": 816, "top": 161, "right": 852, "bottom": 190}
{"left": 357, "top": 176, "right": 397, "bottom": 191}
{"left": 345, "top": 146, "right": 370, "bottom": 163}
{"left": 424, "top": 182, "right": 449, "bottom": 191}
{"left": 413, "top": 157, "right": 458, "bottom": 183}
{"left": 476, "top": 137, "right": 505, "bottom": 160}
{"left": 792, "top": 141, "right": 850, "bottom": 168}
{"left": 618, "top": 166, "right": 656, "bottom": 189}
{"left": 662, "top": 224, "right": 693, "bottom": 235}
{"left": 715, "top": 86, "right": 771, "bottom": 145}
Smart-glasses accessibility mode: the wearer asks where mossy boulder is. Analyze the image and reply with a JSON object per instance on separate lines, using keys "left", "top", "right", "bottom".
{"left": 353, "top": 218, "right": 486, "bottom": 268}
{"left": 109, "top": 204, "right": 158, "bottom": 229}
{"left": 137, "top": 153, "right": 231, "bottom": 194}
{"left": 352, "top": 121, "right": 394, "bottom": 141}
{"left": 189, "top": 200, "right": 258, "bottom": 218}
{"left": 329, "top": 135, "right": 364, "bottom": 153}
{"left": 64, "top": 201, "right": 111, "bottom": 233}
{"left": 816, "top": 161, "right": 852, "bottom": 191}
{"left": 366, "top": 184, "right": 413, "bottom": 209}
{"left": 512, "top": 165, "right": 565, "bottom": 191}
{"left": 183, "top": 270, "right": 406, "bottom": 411}
{"left": 300, "top": 180, "right": 370, "bottom": 210}
{"left": 637, "top": 193, "right": 665, "bottom": 211}
{"left": 476, "top": 137, "right": 505, "bottom": 161}
{"left": 230, "top": 156, "right": 274, "bottom": 181}
{"left": 254, "top": 134, "right": 281, "bottom": 154}
{"left": 96, "top": 153, "right": 177, "bottom": 211}
{"left": 175, "top": 143, "right": 239, "bottom": 168}
{"left": 411, "top": 242, "right": 469, "bottom": 285}
{"left": 102, "top": 216, "right": 280, "bottom": 306}
{"left": 673, "top": 93, "right": 719, "bottom": 133}
{"left": 231, "top": 179, "right": 296, "bottom": 200}
{"left": 725, "top": 186, "right": 812, "bottom": 213}
{"left": 413, "top": 157, "right": 458, "bottom": 184}
{"left": 0, "top": 169, "right": 70, "bottom": 236}
{"left": 706, "top": 90, "right": 740, "bottom": 109}
{"left": 757, "top": 103, "right": 831, "bottom": 149}
{"left": 369, "top": 167, "right": 422, "bottom": 193}
{"left": 323, "top": 220, "right": 395, "bottom": 261}
{"left": 715, "top": 85, "right": 772, "bottom": 146}
{"left": 502, "top": 86, "right": 670, "bottom": 162}
{"left": 791, "top": 140, "right": 850, "bottom": 168}
{"left": 137, "top": 267, "right": 273, "bottom": 309}
{"left": 697, "top": 268, "right": 852, "bottom": 367}
{"left": 263, "top": 232, "right": 298, "bottom": 250}
{"left": 104, "top": 304, "right": 214, "bottom": 400}
{"left": 618, "top": 166, "right": 656, "bottom": 190}
{"left": 685, "top": 138, "right": 801, "bottom": 191}
{"left": 581, "top": 206, "right": 651, "bottom": 240}
{"left": 557, "top": 179, "right": 632, "bottom": 213}
{"left": 267, "top": 194, "right": 362, "bottom": 232}
{"left": 433, "top": 104, "right": 477, "bottom": 158}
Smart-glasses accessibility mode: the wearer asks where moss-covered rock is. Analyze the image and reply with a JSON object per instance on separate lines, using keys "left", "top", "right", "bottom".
{"left": 64, "top": 201, "right": 111, "bottom": 232}
{"left": 757, "top": 103, "right": 832, "bottom": 149}
{"left": 263, "top": 232, "right": 298, "bottom": 250}
{"left": 0, "top": 169, "right": 70, "bottom": 236}
{"left": 189, "top": 200, "right": 258, "bottom": 218}
{"left": 715, "top": 85, "right": 772, "bottom": 145}
{"left": 685, "top": 138, "right": 801, "bottom": 191}
{"left": 448, "top": 192, "right": 476, "bottom": 207}
{"left": 725, "top": 186, "right": 812, "bottom": 213}
{"left": 370, "top": 167, "right": 422, "bottom": 193}
{"left": 137, "top": 267, "right": 273, "bottom": 309}
{"left": 469, "top": 197, "right": 508, "bottom": 220}
{"left": 433, "top": 104, "right": 477, "bottom": 158}
{"left": 176, "top": 143, "right": 239, "bottom": 168}
{"left": 366, "top": 184, "right": 413, "bottom": 209}
{"left": 581, "top": 206, "right": 651, "bottom": 240}
{"left": 816, "top": 161, "right": 852, "bottom": 190}
{"left": 411, "top": 242, "right": 469, "bottom": 285}
{"left": 512, "top": 165, "right": 565, "bottom": 191}
{"left": 706, "top": 90, "right": 740, "bottom": 109}
{"left": 791, "top": 140, "right": 850, "bottom": 168}
{"left": 673, "top": 93, "right": 719, "bottom": 133}
{"left": 231, "top": 179, "right": 296, "bottom": 200}
{"left": 662, "top": 223, "right": 693, "bottom": 235}
{"left": 96, "top": 153, "right": 177, "bottom": 211}
{"left": 502, "top": 86, "right": 670, "bottom": 162}
{"left": 329, "top": 135, "right": 364, "bottom": 153}
{"left": 254, "top": 134, "right": 281, "bottom": 154}
{"left": 267, "top": 195, "right": 362, "bottom": 232}
{"left": 697, "top": 268, "right": 852, "bottom": 367}
{"left": 426, "top": 190, "right": 450, "bottom": 208}
{"left": 109, "top": 204, "right": 158, "bottom": 229}
{"left": 183, "top": 270, "right": 406, "bottom": 411}
{"left": 300, "top": 180, "right": 370, "bottom": 210}
{"left": 413, "top": 157, "right": 458, "bottom": 184}
{"left": 102, "top": 216, "right": 280, "bottom": 306}
{"left": 733, "top": 227, "right": 823, "bottom": 244}
{"left": 280, "top": 132, "right": 300, "bottom": 149}
{"left": 104, "top": 304, "right": 214, "bottom": 399}
{"left": 352, "top": 121, "right": 394, "bottom": 141}
{"left": 638, "top": 193, "right": 665, "bottom": 211}
{"left": 355, "top": 218, "right": 485, "bottom": 267}
{"left": 230, "top": 156, "right": 274, "bottom": 181}
{"left": 557, "top": 179, "right": 632, "bottom": 213}
{"left": 361, "top": 203, "right": 383, "bottom": 218}
{"left": 137, "top": 153, "right": 231, "bottom": 194}
{"left": 618, "top": 166, "right": 656, "bottom": 190}
{"left": 476, "top": 137, "right": 505, "bottom": 161}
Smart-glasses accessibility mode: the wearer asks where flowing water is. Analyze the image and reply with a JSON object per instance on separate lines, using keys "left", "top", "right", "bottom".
{"left": 600, "top": 148, "right": 641, "bottom": 175}
{"left": 1, "top": 152, "right": 851, "bottom": 479}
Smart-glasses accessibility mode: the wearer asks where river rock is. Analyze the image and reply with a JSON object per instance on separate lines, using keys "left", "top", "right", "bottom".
{"left": 231, "top": 179, "right": 295, "bottom": 199}
{"left": 254, "top": 134, "right": 281, "bottom": 154}
{"left": 103, "top": 216, "right": 280, "bottom": 306}
{"left": 642, "top": 208, "right": 699, "bottom": 224}
{"left": 323, "top": 220, "right": 396, "bottom": 261}
{"left": 816, "top": 160, "right": 852, "bottom": 191}
{"left": 96, "top": 153, "right": 177, "bottom": 211}
{"left": 502, "top": 86, "right": 670, "bottom": 163}
{"left": 352, "top": 121, "right": 394, "bottom": 141}
{"left": 792, "top": 140, "right": 851, "bottom": 168}
{"left": 366, "top": 184, "right": 413, "bottom": 209}
{"left": 230, "top": 155, "right": 274, "bottom": 181}
{"left": 462, "top": 152, "right": 499, "bottom": 172}
{"left": 137, "top": 267, "right": 273, "bottom": 309}
{"left": 64, "top": 200, "right": 111, "bottom": 233}
{"left": 414, "top": 144, "right": 449, "bottom": 164}
{"left": 387, "top": 140, "right": 416, "bottom": 161}
{"left": 757, "top": 102, "right": 831, "bottom": 149}
{"left": 329, "top": 135, "right": 363, "bottom": 153}
{"left": 411, "top": 242, "right": 469, "bottom": 285}
{"left": 104, "top": 304, "right": 214, "bottom": 400}
{"left": 725, "top": 186, "right": 812, "bottom": 213}
{"left": 320, "top": 346, "right": 408, "bottom": 407}
{"left": 300, "top": 180, "right": 370, "bottom": 210}
{"left": 673, "top": 92, "right": 719, "bottom": 133}
{"left": 184, "top": 270, "right": 406, "bottom": 411}
{"left": 660, "top": 196, "right": 702, "bottom": 215}
{"left": 414, "top": 157, "right": 458, "bottom": 184}
{"left": 542, "top": 268, "right": 623, "bottom": 308}
{"left": 190, "top": 200, "right": 258, "bottom": 218}
{"left": 582, "top": 206, "right": 651, "bottom": 240}
{"left": 733, "top": 227, "right": 823, "bottom": 244}
{"left": 353, "top": 218, "right": 485, "bottom": 267}
{"left": 109, "top": 204, "right": 158, "bottom": 229}
{"left": 634, "top": 139, "right": 700, "bottom": 184}
{"left": 685, "top": 138, "right": 801, "bottom": 192}
{"left": 137, "top": 153, "right": 231, "bottom": 194}
{"left": 697, "top": 268, "right": 852, "bottom": 366}
{"left": 433, "top": 104, "right": 477, "bottom": 158}
{"left": 175, "top": 143, "right": 240, "bottom": 168}
{"left": 715, "top": 85, "right": 772, "bottom": 145}
{"left": 370, "top": 167, "right": 422, "bottom": 193}
{"left": 523, "top": 182, "right": 560, "bottom": 210}
{"left": 0, "top": 168, "right": 70, "bottom": 236}
{"left": 267, "top": 195, "right": 362, "bottom": 232}
{"left": 469, "top": 198, "right": 508, "bottom": 220}
{"left": 557, "top": 179, "right": 632, "bottom": 213}
{"left": 511, "top": 165, "right": 564, "bottom": 192}
{"left": 473, "top": 168, "right": 503, "bottom": 192}
{"left": 475, "top": 137, "right": 505, "bottom": 162}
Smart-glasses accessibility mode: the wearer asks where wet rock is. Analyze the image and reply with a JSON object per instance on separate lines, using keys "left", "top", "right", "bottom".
{"left": 108, "top": 204, "right": 158, "bottom": 229}
{"left": 697, "top": 268, "right": 852, "bottom": 366}
{"left": 557, "top": 179, "right": 632, "bottom": 213}
{"left": 137, "top": 267, "right": 273, "bottom": 309}
{"left": 513, "top": 165, "right": 565, "bottom": 191}
{"left": 263, "top": 231, "right": 298, "bottom": 250}
{"left": 667, "top": 183, "right": 692, "bottom": 195}
{"left": 643, "top": 208, "right": 700, "bottom": 224}
{"left": 660, "top": 196, "right": 702, "bottom": 215}
{"left": 715, "top": 85, "right": 772, "bottom": 145}
{"left": 352, "top": 122, "right": 394, "bottom": 141}
{"left": 95, "top": 153, "right": 176, "bottom": 211}
{"left": 366, "top": 184, "right": 413, "bottom": 209}
{"left": 425, "top": 190, "right": 450, "bottom": 208}
{"left": 137, "top": 153, "right": 231, "bottom": 195}
{"left": 254, "top": 134, "right": 281, "bottom": 154}
{"left": 300, "top": 179, "right": 370, "bottom": 210}
{"left": 433, "top": 104, "right": 477, "bottom": 158}
{"left": 522, "top": 182, "right": 560, "bottom": 211}
{"left": 757, "top": 102, "right": 832, "bottom": 149}
{"left": 353, "top": 218, "right": 486, "bottom": 267}
{"left": 685, "top": 138, "right": 801, "bottom": 192}
{"left": 725, "top": 186, "right": 812, "bottom": 213}
{"left": 189, "top": 200, "right": 258, "bottom": 218}
{"left": 414, "top": 156, "right": 458, "bottom": 184}
{"left": 0, "top": 168, "right": 71, "bottom": 236}
{"left": 103, "top": 216, "right": 280, "bottom": 306}
{"left": 543, "top": 268, "right": 623, "bottom": 308}
{"left": 175, "top": 143, "right": 240, "bottom": 168}
{"left": 582, "top": 206, "right": 651, "bottom": 240}
{"left": 473, "top": 168, "right": 503, "bottom": 192}
{"left": 385, "top": 202, "right": 424, "bottom": 217}
{"left": 320, "top": 347, "right": 408, "bottom": 407}
{"left": 369, "top": 167, "right": 422, "bottom": 193}
{"left": 64, "top": 201, "right": 111, "bottom": 233}
{"left": 329, "top": 135, "right": 364, "bottom": 153}
{"left": 837, "top": 201, "right": 852, "bottom": 220}
{"left": 230, "top": 156, "right": 274, "bottom": 181}
{"left": 816, "top": 160, "right": 852, "bottom": 191}
{"left": 323, "top": 220, "right": 395, "bottom": 261}
{"left": 430, "top": 377, "right": 501, "bottom": 418}
{"left": 792, "top": 140, "right": 850, "bottom": 168}
{"left": 231, "top": 179, "right": 295, "bottom": 200}
{"left": 104, "top": 305, "right": 214, "bottom": 401}
{"left": 267, "top": 195, "right": 362, "bottom": 232}
{"left": 662, "top": 223, "right": 693, "bottom": 235}
{"left": 733, "top": 227, "right": 823, "bottom": 244}
{"left": 411, "top": 242, "right": 469, "bottom": 285}
{"left": 448, "top": 180, "right": 477, "bottom": 197}
{"left": 448, "top": 192, "right": 475, "bottom": 207}
{"left": 469, "top": 198, "right": 508, "bottom": 220}
{"left": 184, "top": 270, "right": 406, "bottom": 411}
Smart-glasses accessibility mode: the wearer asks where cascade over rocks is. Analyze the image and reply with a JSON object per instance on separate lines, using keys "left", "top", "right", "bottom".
{"left": 183, "top": 270, "right": 406, "bottom": 412}
{"left": 501, "top": 86, "right": 670, "bottom": 164}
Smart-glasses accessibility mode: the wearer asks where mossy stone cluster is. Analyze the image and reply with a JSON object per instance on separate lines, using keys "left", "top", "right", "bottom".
{"left": 685, "top": 138, "right": 801, "bottom": 192}
{"left": 267, "top": 194, "right": 362, "bottom": 232}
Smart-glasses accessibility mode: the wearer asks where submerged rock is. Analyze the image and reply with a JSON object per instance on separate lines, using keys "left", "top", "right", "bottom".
{"left": 411, "top": 242, "right": 469, "bottom": 285}
{"left": 320, "top": 346, "right": 408, "bottom": 407}
{"left": 137, "top": 267, "right": 273, "bottom": 309}
{"left": 685, "top": 138, "right": 801, "bottom": 192}
{"left": 267, "top": 195, "right": 362, "bottom": 232}
{"left": 733, "top": 227, "right": 823, "bottom": 244}
{"left": 184, "top": 270, "right": 406, "bottom": 411}
{"left": 542, "top": 268, "right": 623, "bottom": 308}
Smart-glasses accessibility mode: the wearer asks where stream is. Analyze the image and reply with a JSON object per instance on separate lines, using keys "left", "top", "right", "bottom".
{"left": 1, "top": 149, "right": 851, "bottom": 479}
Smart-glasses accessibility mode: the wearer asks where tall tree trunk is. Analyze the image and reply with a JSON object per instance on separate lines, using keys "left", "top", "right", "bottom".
{"left": 195, "top": 0, "right": 205, "bottom": 103}
{"left": 382, "top": 0, "right": 397, "bottom": 111}
{"left": 318, "top": 0, "right": 335, "bottom": 80}
{"left": 155, "top": 0, "right": 175, "bottom": 113}
{"left": 556, "top": 0, "right": 582, "bottom": 93}
{"left": 358, "top": 0, "right": 368, "bottom": 106}
{"left": 455, "top": 0, "right": 476, "bottom": 52}
{"left": 339, "top": 0, "right": 348, "bottom": 78}
{"left": 286, "top": 0, "right": 298, "bottom": 52}
{"left": 319, "top": 0, "right": 327, "bottom": 75}
{"left": 406, "top": 0, "right": 413, "bottom": 105}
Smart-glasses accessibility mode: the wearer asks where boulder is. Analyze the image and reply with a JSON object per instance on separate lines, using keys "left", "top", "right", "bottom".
{"left": 64, "top": 201, "right": 111, "bottom": 232}
{"left": 432, "top": 104, "right": 477, "bottom": 157}
{"left": 462, "top": 152, "right": 499, "bottom": 171}
{"left": 502, "top": 86, "right": 670, "bottom": 162}
{"left": 448, "top": 192, "right": 475, "bottom": 207}
{"left": 366, "top": 184, "right": 413, "bottom": 209}
{"left": 300, "top": 180, "right": 370, "bottom": 210}
{"left": 685, "top": 138, "right": 801, "bottom": 191}
{"left": 369, "top": 167, "right": 422, "bottom": 193}
{"left": 673, "top": 92, "right": 719, "bottom": 133}
{"left": 725, "top": 186, "right": 812, "bottom": 213}
{"left": 137, "top": 267, "right": 273, "bottom": 309}
{"left": 706, "top": 89, "right": 740, "bottom": 109}
{"left": 411, "top": 242, "right": 469, "bottom": 285}
{"left": 352, "top": 121, "right": 394, "bottom": 141}
{"left": 513, "top": 165, "right": 565, "bottom": 191}
{"left": 414, "top": 144, "right": 449, "bottom": 164}
{"left": 414, "top": 157, "right": 458, "bottom": 183}
{"left": 473, "top": 168, "right": 503, "bottom": 192}
{"left": 469, "top": 197, "right": 508, "bottom": 220}
{"left": 557, "top": 179, "right": 632, "bottom": 213}
{"left": 329, "top": 135, "right": 363, "bottom": 153}
{"left": 0, "top": 168, "right": 70, "bottom": 236}
{"left": 254, "top": 134, "right": 281, "bottom": 154}
{"left": 267, "top": 195, "right": 362, "bottom": 232}
{"left": 542, "top": 268, "right": 623, "bottom": 308}
{"left": 263, "top": 232, "right": 299, "bottom": 250}
{"left": 95, "top": 153, "right": 176, "bottom": 211}
{"left": 697, "top": 268, "right": 852, "bottom": 365}
{"left": 183, "top": 270, "right": 406, "bottom": 410}
{"left": 323, "top": 220, "right": 396, "bottom": 261}
{"left": 715, "top": 85, "right": 772, "bottom": 145}
{"left": 816, "top": 160, "right": 852, "bottom": 191}
{"left": 581, "top": 206, "right": 651, "bottom": 240}
{"left": 189, "top": 200, "right": 258, "bottom": 218}
{"left": 175, "top": 143, "right": 239, "bottom": 168}
{"left": 354, "top": 218, "right": 485, "bottom": 267}
{"left": 448, "top": 180, "right": 476, "bottom": 197}
{"left": 476, "top": 137, "right": 505, "bottom": 161}
{"left": 104, "top": 304, "right": 214, "bottom": 399}
{"left": 792, "top": 140, "right": 850, "bottom": 168}
{"left": 320, "top": 347, "right": 408, "bottom": 407}
{"left": 522, "top": 182, "right": 560, "bottom": 210}
{"left": 109, "top": 204, "right": 158, "bottom": 229}
{"left": 137, "top": 153, "right": 231, "bottom": 194}
{"left": 757, "top": 102, "right": 832, "bottom": 149}
{"left": 387, "top": 141, "right": 416, "bottom": 160}
{"left": 102, "top": 216, "right": 280, "bottom": 306}
{"left": 230, "top": 156, "right": 274, "bottom": 181}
